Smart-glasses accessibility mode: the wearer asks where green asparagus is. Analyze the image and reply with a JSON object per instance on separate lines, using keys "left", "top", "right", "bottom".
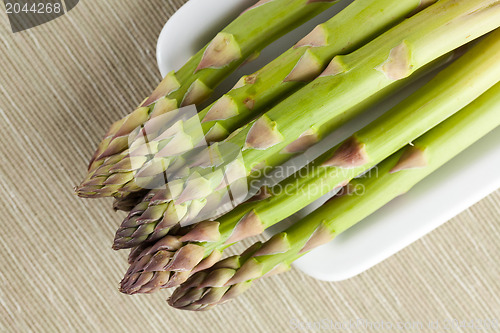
{"left": 83, "top": 1, "right": 500, "bottom": 241}
{"left": 112, "top": 0, "right": 500, "bottom": 249}
{"left": 82, "top": 0, "right": 339, "bottom": 176}
{"left": 111, "top": 48, "right": 461, "bottom": 251}
{"left": 169, "top": 80, "right": 500, "bottom": 310}
{"left": 78, "top": 0, "right": 436, "bottom": 198}
{"left": 118, "top": 29, "right": 500, "bottom": 294}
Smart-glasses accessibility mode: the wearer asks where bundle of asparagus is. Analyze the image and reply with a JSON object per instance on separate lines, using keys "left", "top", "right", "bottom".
{"left": 74, "top": 0, "right": 500, "bottom": 312}
{"left": 110, "top": 0, "right": 442, "bottom": 250}
{"left": 119, "top": 29, "right": 500, "bottom": 294}
{"left": 169, "top": 80, "right": 500, "bottom": 310}
{"left": 81, "top": 0, "right": 339, "bottom": 178}
{"left": 77, "top": 0, "right": 434, "bottom": 200}
{"left": 111, "top": 0, "right": 499, "bottom": 255}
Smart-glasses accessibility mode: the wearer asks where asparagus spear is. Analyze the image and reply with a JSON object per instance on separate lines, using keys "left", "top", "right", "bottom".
{"left": 168, "top": 81, "right": 500, "bottom": 311}
{"left": 82, "top": 0, "right": 500, "bottom": 232}
{"left": 83, "top": 0, "right": 339, "bottom": 175}
{"left": 118, "top": 29, "right": 500, "bottom": 294}
{"left": 78, "top": 0, "right": 436, "bottom": 197}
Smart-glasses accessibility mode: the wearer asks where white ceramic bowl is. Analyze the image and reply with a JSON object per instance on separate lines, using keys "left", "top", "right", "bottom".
{"left": 157, "top": 0, "right": 500, "bottom": 281}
